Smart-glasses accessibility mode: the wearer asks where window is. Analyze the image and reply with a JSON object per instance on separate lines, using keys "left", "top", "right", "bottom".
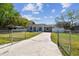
{"left": 30, "top": 27, "right": 32, "bottom": 31}
{"left": 39, "top": 27, "right": 42, "bottom": 31}
{"left": 33, "top": 27, "right": 36, "bottom": 31}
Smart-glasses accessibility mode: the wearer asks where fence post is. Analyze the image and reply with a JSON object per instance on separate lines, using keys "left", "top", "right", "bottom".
{"left": 25, "top": 29, "right": 26, "bottom": 39}
{"left": 57, "top": 30, "right": 60, "bottom": 46}
{"left": 9, "top": 29, "right": 11, "bottom": 39}
{"left": 69, "top": 30, "right": 71, "bottom": 56}
{"left": 11, "top": 29, "right": 14, "bottom": 45}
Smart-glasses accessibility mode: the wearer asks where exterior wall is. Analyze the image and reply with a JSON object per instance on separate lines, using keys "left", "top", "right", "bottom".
{"left": 27, "top": 24, "right": 53, "bottom": 32}
{"left": 44, "top": 27, "right": 52, "bottom": 32}
{"left": 72, "top": 26, "right": 79, "bottom": 33}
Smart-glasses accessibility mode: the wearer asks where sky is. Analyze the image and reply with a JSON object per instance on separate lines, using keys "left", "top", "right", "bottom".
{"left": 13, "top": 3, "right": 79, "bottom": 24}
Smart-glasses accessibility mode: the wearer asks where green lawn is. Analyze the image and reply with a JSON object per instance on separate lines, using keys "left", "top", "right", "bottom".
{"left": 0, "top": 32, "right": 40, "bottom": 45}
{"left": 51, "top": 32, "right": 79, "bottom": 56}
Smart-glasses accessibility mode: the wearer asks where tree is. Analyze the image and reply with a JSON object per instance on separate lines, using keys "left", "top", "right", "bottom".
{"left": 0, "top": 3, "right": 20, "bottom": 27}
{"left": 0, "top": 3, "right": 35, "bottom": 29}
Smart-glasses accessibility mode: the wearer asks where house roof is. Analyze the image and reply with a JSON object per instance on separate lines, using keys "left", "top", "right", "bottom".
{"left": 28, "top": 24, "right": 54, "bottom": 27}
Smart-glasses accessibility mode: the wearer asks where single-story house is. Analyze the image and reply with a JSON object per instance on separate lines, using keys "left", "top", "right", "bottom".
{"left": 52, "top": 27, "right": 65, "bottom": 33}
{"left": 27, "top": 24, "right": 53, "bottom": 32}
{"left": 71, "top": 22, "right": 79, "bottom": 33}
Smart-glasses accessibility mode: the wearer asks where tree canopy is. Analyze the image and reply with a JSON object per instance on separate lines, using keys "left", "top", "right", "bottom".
{"left": 0, "top": 3, "right": 34, "bottom": 28}
{"left": 55, "top": 9, "right": 79, "bottom": 30}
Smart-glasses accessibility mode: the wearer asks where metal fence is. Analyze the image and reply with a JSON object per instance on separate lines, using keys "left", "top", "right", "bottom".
{"left": 0, "top": 28, "right": 79, "bottom": 56}
{"left": 56, "top": 30, "right": 79, "bottom": 56}
{"left": 0, "top": 29, "right": 27, "bottom": 55}
{"left": 0, "top": 30, "right": 11, "bottom": 45}
{"left": 0, "top": 30, "right": 11, "bottom": 55}
{"left": 57, "top": 30, "right": 71, "bottom": 55}
{"left": 0, "top": 29, "right": 27, "bottom": 44}
{"left": 11, "top": 29, "right": 27, "bottom": 42}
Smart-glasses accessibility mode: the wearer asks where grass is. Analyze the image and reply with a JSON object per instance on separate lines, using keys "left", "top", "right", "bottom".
{"left": 0, "top": 32, "right": 40, "bottom": 45}
{"left": 51, "top": 32, "right": 79, "bottom": 56}
{"left": 51, "top": 33, "right": 58, "bottom": 44}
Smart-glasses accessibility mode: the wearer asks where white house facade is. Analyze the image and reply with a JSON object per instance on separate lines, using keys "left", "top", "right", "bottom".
{"left": 27, "top": 24, "right": 53, "bottom": 32}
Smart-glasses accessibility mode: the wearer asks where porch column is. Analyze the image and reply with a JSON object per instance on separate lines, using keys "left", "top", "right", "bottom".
{"left": 42, "top": 25, "right": 44, "bottom": 32}
{"left": 31, "top": 27, "right": 33, "bottom": 32}
{"left": 36, "top": 27, "right": 38, "bottom": 32}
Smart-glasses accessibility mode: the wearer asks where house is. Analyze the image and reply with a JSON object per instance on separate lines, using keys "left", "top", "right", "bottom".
{"left": 14, "top": 26, "right": 24, "bottom": 29}
{"left": 27, "top": 24, "right": 53, "bottom": 32}
{"left": 72, "top": 23, "right": 79, "bottom": 33}
{"left": 52, "top": 27, "right": 65, "bottom": 32}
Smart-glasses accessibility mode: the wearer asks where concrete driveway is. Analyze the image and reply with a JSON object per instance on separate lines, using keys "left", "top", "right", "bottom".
{"left": 0, "top": 32, "right": 62, "bottom": 56}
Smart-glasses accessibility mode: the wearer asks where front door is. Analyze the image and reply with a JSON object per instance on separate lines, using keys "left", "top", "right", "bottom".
{"left": 44, "top": 27, "right": 52, "bottom": 32}
{"left": 38, "top": 27, "right": 42, "bottom": 32}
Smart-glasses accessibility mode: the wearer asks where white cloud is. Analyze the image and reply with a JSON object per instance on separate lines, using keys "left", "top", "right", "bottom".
{"left": 60, "top": 3, "right": 72, "bottom": 13}
{"left": 44, "top": 16, "right": 48, "bottom": 18}
{"left": 49, "top": 16, "right": 53, "bottom": 18}
{"left": 32, "top": 11, "right": 40, "bottom": 14}
{"left": 22, "top": 15, "right": 41, "bottom": 20}
{"left": 52, "top": 9, "right": 55, "bottom": 13}
{"left": 61, "top": 9, "right": 66, "bottom": 13}
{"left": 22, "top": 15, "right": 33, "bottom": 20}
{"left": 46, "top": 4, "right": 50, "bottom": 7}
{"left": 61, "top": 3, "right": 72, "bottom": 8}
{"left": 36, "top": 3, "right": 43, "bottom": 11}
{"left": 34, "top": 18, "right": 41, "bottom": 20}
{"left": 22, "top": 4, "right": 35, "bottom": 11}
{"left": 22, "top": 3, "right": 43, "bottom": 12}
{"left": 44, "top": 16, "right": 53, "bottom": 19}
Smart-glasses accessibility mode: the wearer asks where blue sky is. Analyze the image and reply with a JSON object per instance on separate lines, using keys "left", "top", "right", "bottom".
{"left": 13, "top": 3, "right": 79, "bottom": 24}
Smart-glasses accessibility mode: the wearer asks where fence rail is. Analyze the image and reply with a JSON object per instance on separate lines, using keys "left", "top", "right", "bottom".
{"left": 56, "top": 30, "right": 79, "bottom": 56}
{"left": 0, "top": 29, "right": 79, "bottom": 55}
{"left": 0, "top": 29, "right": 27, "bottom": 55}
{"left": 57, "top": 30, "right": 71, "bottom": 55}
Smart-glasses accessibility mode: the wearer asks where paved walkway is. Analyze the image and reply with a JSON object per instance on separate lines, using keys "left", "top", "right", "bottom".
{"left": 0, "top": 32, "right": 62, "bottom": 56}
